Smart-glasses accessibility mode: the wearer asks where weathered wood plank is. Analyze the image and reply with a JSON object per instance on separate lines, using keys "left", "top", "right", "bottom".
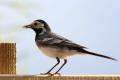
{"left": 0, "top": 75, "right": 120, "bottom": 80}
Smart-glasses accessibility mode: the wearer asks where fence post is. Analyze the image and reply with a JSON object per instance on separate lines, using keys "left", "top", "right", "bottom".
{"left": 0, "top": 42, "right": 16, "bottom": 74}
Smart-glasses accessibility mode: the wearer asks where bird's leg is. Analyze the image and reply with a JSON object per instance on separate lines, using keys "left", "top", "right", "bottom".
{"left": 53, "top": 59, "right": 67, "bottom": 75}
{"left": 43, "top": 57, "right": 60, "bottom": 75}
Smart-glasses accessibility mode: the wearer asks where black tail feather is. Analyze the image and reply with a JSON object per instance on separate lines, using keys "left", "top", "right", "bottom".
{"left": 79, "top": 49, "right": 117, "bottom": 61}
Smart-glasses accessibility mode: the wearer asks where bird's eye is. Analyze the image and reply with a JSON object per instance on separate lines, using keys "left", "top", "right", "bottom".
{"left": 34, "top": 23, "right": 38, "bottom": 26}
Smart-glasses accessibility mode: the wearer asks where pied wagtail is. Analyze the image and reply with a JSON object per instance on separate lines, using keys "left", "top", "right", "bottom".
{"left": 24, "top": 19, "right": 117, "bottom": 75}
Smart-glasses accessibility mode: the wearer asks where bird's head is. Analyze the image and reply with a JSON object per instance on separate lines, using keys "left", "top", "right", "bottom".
{"left": 24, "top": 19, "right": 51, "bottom": 34}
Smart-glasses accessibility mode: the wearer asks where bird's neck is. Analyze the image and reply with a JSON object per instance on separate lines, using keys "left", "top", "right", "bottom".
{"left": 34, "top": 29, "right": 42, "bottom": 41}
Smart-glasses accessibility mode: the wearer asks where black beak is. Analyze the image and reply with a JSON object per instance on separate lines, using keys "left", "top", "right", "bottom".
{"left": 23, "top": 25, "right": 32, "bottom": 28}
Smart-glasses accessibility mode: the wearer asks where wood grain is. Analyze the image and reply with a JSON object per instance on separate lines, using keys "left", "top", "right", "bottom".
{"left": 0, "top": 43, "right": 16, "bottom": 74}
{"left": 0, "top": 75, "right": 120, "bottom": 80}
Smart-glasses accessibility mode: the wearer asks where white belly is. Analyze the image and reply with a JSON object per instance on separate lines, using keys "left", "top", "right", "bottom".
{"left": 39, "top": 47, "right": 78, "bottom": 59}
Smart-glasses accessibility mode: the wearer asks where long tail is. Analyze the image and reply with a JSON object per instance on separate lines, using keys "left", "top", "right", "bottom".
{"left": 79, "top": 49, "right": 117, "bottom": 61}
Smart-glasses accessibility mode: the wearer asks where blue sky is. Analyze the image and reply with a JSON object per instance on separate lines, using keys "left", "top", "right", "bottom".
{"left": 0, "top": 0, "right": 120, "bottom": 75}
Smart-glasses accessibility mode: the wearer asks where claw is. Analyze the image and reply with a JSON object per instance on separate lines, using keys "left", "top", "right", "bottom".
{"left": 40, "top": 72, "right": 61, "bottom": 76}
{"left": 53, "top": 72, "right": 61, "bottom": 76}
{"left": 40, "top": 72, "right": 53, "bottom": 76}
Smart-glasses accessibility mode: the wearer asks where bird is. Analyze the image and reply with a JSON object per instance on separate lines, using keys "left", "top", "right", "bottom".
{"left": 23, "top": 19, "right": 117, "bottom": 75}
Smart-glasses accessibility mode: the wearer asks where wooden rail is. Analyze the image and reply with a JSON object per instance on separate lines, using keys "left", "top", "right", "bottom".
{"left": 0, "top": 75, "right": 120, "bottom": 80}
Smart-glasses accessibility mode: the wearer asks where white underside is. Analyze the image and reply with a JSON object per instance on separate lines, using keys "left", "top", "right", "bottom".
{"left": 38, "top": 47, "right": 85, "bottom": 59}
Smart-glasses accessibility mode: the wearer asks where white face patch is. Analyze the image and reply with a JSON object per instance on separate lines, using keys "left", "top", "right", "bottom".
{"left": 41, "top": 23, "right": 44, "bottom": 27}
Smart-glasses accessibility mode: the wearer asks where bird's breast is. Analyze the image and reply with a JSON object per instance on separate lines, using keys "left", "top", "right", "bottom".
{"left": 38, "top": 46, "right": 78, "bottom": 59}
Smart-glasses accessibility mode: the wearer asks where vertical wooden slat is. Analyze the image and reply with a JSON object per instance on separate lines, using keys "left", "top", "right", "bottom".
{"left": 0, "top": 42, "right": 16, "bottom": 74}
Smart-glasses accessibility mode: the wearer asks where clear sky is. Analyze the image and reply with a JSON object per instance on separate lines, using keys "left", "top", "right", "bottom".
{"left": 0, "top": 0, "right": 120, "bottom": 75}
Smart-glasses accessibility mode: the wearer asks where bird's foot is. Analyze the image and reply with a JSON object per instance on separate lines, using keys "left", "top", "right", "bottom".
{"left": 40, "top": 72, "right": 61, "bottom": 76}
{"left": 40, "top": 72, "right": 53, "bottom": 76}
{"left": 53, "top": 72, "right": 61, "bottom": 76}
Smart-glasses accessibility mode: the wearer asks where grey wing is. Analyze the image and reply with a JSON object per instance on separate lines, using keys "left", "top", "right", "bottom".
{"left": 46, "top": 32, "right": 87, "bottom": 49}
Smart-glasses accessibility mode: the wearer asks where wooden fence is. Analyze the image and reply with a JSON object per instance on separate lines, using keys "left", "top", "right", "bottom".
{"left": 0, "top": 42, "right": 119, "bottom": 80}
